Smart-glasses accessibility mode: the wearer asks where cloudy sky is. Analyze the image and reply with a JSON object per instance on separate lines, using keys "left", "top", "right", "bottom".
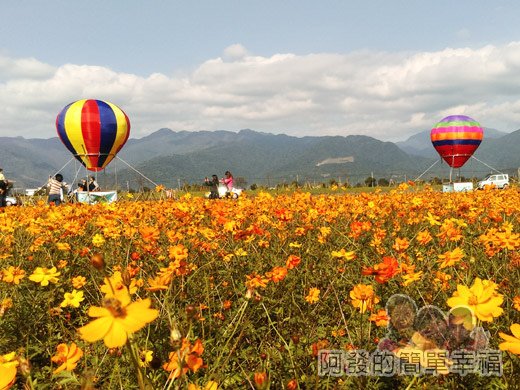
{"left": 1, "top": 1, "right": 520, "bottom": 141}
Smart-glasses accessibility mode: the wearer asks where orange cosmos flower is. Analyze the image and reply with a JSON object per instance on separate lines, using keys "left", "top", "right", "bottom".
{"left": 140, "top": 225, "right": 160, "bottom": 243}
{"left": 286, "top": 255, "right": 301, "bottom": 269}
{"left": 350, "top": 284, "right": 379, "bottom": 313}
{"left": 169, "top": 244, "right": 189, "bottom": 261}
{"left": 392, "top": 237, "right": 410, "bottom": 252}
{"left": 163, "top": 338, "right": 205, "bottom": 379}
{"left": 265, "top": 266, "right": 287, "bottom": 283}
{"left": 495, "top": 230, "right": 519, "bottom": 251}
{"left": 245, "top": 273, "right": 269, "bottom": 290}
{"left": 434, "top": 271, "right": 452, "bottom": 291}
{"left": 416, "top": 230, "right": 433, "bottom": 245}
{"left": 51, "top": 342, "right": 83, "bottom": 374}
{"left": 369, "top": 309, "right": 389, "bottom": 327}
{"left": 254, "top": 372, "right": 269, "bottom": 390}
{"left": 305, "top": 288, "right": 320, "bottom": 304}
{"left": 438, "top": 247, "right": 464, "bottom": 269}
{"left": 146, "top": 273, "right": 172, "bottom": 292}
{"left": 362, "top": 256, "right": 399, "bottom": 284}
{"left": 71, "top": 276, "right": 87, "bottom": 289}
{"left": 78, "top": 286, "right": 159, "bottom": 348}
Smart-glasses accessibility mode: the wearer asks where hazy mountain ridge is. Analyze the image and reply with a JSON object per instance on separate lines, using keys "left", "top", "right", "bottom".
{"left": 1, "top": 128, "right": 518, "bottom": 189}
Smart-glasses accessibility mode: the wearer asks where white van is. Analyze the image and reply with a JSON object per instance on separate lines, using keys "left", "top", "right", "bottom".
{"left": 477, "top": 174, "right": 510, "bottom": 189}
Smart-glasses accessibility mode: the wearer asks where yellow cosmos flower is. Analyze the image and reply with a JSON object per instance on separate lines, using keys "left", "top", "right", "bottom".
{"left": 499, "top": 323, "right": 520, "bottom": 355}
{"left": 446, "top": 278, "right": 503, "bottom": 322}
{"left": 0, "top": 352, "right": 18, "bottom": 389}
{"left": 1, "top": 266, "right": 25, "bottom": 285}
{"left": 234, "top": 248, "right": 248, "bottom": 257}
{"left": 305, "top": 288, "right": 320, "bottom": 304}
{"left": 350, "top": 284, "right": 380, "bottom": 313}
{"left": 78, "top": 286, "right": 159, "bottom": 348}
{"left": 438, "top": 247, "right": 465, "bottom": 269}
{"left": 29, "top": 266, "right": 60, "bottom": 286}
{"left": 51, "top": 342, "right": 83, "bottom": 374}
{"left": 401, "top": 271, "right": 423, "bottom": 287}
{"left": 92, "top": 233, "right": 105, "bottom": 247}
{"left": 0, "top": 365, "right": 17, "bottom": 389}
{"left": 1, "top": 298, "right": 13, "bottom": 316}
{"left": 513, "top": 296, "right": 520, "bottom": 312}
{"left": 60, "top": 290, "right": 85, "bottom": 308}
{"left": 56, "top": 242, "right": 71, "bottom": 251}
{"left": 138, "top": 349, "right": 154, "bottom": 367}
{"left": 330, "top": 249, "right": 356, "bottom": 260}
{"left": 100, "top": 271, "right": 139, "bottom": 296}
{"left": 425, "top": 212, "right": 441, "bottom": 226}
{"left": 188, "top": 381, "right": 219, "bottom": 390}
{"left": 0, "top": 352, "right": 18, "bottom": 368}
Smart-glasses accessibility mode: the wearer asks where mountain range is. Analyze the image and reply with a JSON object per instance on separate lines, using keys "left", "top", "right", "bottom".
{"left": 1, "top": 128, "right": 519, "bottom": 190}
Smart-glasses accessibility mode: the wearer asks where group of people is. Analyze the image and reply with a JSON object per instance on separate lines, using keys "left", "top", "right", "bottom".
{"left": 77, "top": 176, "right": 100, "bottom": 192}
{"left": 378, "top": 294, "right": 489, "bottom": 354}
{"left": 203, "top": 170, "right": 234, "bottom": 199}
{"left": 46, "top": 174, "right": 100, "bottom": 205}
{"left": 2, "top": 167, "right": 236, "bottom": 207}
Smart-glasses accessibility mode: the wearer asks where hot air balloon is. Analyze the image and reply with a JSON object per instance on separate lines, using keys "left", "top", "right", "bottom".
{"left": 430, "top": 115, "right": 483, "bottom": 168}
{"left": 56, "top": 99, "right": 130, "bottom": 171}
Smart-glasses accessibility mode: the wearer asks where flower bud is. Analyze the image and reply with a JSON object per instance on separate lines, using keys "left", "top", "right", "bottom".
{"left": 90, "top": 253, "right": 105, "bottom": 270}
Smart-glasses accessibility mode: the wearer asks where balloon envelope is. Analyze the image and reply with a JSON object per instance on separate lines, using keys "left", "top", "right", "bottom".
{"left": 56, "top": 99, "right": 130, "bottom": 171}
{"left": 430, "top": 115, "right": 483, "bottom": 168}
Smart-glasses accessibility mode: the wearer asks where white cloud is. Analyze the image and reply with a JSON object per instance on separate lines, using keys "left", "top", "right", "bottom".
{"left": 1, "top": 43, "right": 520, "bottom": 141}
{"left": 223, "top": 44, "right": 249, "bottom": 60}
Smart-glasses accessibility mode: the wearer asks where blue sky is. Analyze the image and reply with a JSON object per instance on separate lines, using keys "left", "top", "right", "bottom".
{"left": 1, "top": 1, "right": 520, "bottom": 141}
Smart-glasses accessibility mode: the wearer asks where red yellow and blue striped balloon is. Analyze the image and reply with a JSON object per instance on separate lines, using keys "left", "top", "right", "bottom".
{"left": 56, "top": 99, "right": 130, "bottom": 171}
{"left": 430, "top": 115, "right": 483, "bottom": 168}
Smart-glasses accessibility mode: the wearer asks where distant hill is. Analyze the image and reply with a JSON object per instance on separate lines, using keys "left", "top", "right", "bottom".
{"left": 1, "top": 128, "right": 518, "bottom": 190}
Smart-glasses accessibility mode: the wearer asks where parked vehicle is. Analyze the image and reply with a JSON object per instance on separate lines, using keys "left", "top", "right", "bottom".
{"left": 6, "top": 196, "right": 18, "bottom": 206}
{"left": 205, "top": 184, "right": 243, "bottom": 199}
{"left": 477, "top": 174, "right": 509, "bottom": 189}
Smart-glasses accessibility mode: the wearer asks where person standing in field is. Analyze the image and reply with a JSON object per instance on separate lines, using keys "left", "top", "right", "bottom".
{"left": 47, "top": 173, "right": 68, "bottom": 205}
{"left": 204, "top": 175, "right": 220, "bottom": 199}
{"left": 88, "top": 176, "right": 100, "bottom": 192}
{"left": 0, "top": 168, "right": 7, "bottom": 208}
{"left": 221, "top": 171, "right": 234, "bottom": 193}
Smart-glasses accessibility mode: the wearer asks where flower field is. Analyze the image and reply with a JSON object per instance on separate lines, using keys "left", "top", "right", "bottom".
{"left": 0, "top": 184, "right": 519, "bottom": 389}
